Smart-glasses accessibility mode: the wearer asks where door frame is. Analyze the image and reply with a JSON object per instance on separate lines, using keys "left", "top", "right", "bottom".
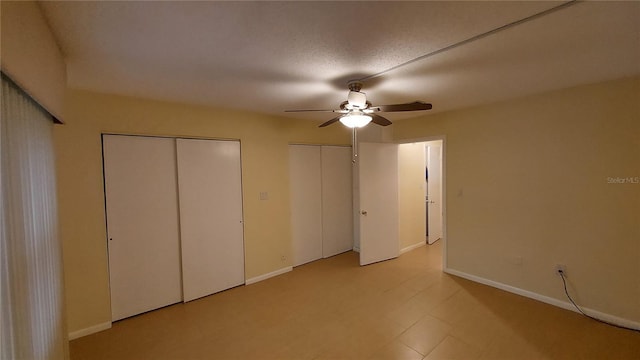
{"left": 395, "top": 135, "right": 447, "bottom": 270}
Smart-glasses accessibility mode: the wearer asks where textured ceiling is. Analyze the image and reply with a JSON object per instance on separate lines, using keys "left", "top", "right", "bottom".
{"left": 40, "top": 1, "right": 640, "bottom": 122}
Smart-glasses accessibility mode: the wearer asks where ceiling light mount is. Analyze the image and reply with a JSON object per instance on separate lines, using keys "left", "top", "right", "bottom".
{"left": 347, "top": 81, "right": 363, "bottom": 92}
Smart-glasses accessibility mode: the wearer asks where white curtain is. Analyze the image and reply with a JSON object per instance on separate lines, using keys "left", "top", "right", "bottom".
{"left": 1, "top": 75, "right": 69, "bottom": 359}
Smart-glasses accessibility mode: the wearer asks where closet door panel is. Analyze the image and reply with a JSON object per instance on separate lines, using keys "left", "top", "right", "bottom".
{"left": 321, "top": 146, "right": 354, "bottom": 257}
{"left": 103, "top": 135, "right": 182, "bottom": 321}
{"left": 289, "top": 145, "right": 323, "bottom": 266}
{"left": 176, "top": 139, "right": 245, "bottom": 302}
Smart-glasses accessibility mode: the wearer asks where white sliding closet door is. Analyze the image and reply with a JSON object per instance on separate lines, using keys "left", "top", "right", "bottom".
{"left": 103, "top": 135, "right": 182, "bottom": 321}
{"left": 321, "top": 146, "right": 353, "bottom": 257}
{"left": 176, "top": 139, "right": 245, "bottom": 302}
{"left": 289, "top": 145, "right": 323, "bottom": 266}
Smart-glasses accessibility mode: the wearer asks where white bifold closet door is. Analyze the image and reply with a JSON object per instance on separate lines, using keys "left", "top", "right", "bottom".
{"left": 290, "top": 145, "right": 353, "bottom": 266}
{"left": 104, "top": 135, "right": 183, "bottom": 321}
{"left": 289, "top": 145, "right": 323, "bottom": 266}
{"left": 176, "top": 138, "right": 245, "bottom": 302}
{"left": 321, "top": 146, "right": 353, "bottom": 257}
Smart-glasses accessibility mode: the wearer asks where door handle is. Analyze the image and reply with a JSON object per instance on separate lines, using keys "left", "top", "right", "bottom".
{"left": 361, "top": 210, "right": 368, "bottom": 216}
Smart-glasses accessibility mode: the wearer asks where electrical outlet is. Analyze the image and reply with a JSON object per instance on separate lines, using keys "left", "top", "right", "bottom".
{"left": 280, "top": 255, "right": 286, "bottom": 262}
{"left": 555, "top": 264, "right": 567, "bottom": 276}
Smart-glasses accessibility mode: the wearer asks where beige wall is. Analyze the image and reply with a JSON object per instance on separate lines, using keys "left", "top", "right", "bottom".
{"left": 393, "top": 76, "right": 640, "bottom": 322}
{"left": 55, "top": 77, "right": 639, "bottom": 333}
{"left": 0, "top": 0, "right": 66, "bottom": 119}
{"left": 398, "top": 143, "right": 426, "bottom": 250}
{"left": 55, "top": 89, "right": 350, "bottom": 334}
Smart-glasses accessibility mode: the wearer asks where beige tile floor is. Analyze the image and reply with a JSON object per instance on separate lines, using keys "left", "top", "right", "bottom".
{"left": 70, "top": 241, "right": 640, "bottom": 359}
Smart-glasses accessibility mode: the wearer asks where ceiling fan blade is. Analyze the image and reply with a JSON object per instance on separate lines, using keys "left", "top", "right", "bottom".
{"left": 375, "top": 101, "right": 432, "bottom": 112}
{"left": 370, "top": 114, "right": 392, "bottom": 126}
{"left": 285, "top": 109, "right": 338, "bottom": 113}
{"left": 318, "top": 115, "right": 343, "bottom": 128}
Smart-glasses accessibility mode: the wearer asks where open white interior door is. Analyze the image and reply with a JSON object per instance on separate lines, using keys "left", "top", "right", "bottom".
{"left": 358, "top": 142, "right": 399, "bottom": 266}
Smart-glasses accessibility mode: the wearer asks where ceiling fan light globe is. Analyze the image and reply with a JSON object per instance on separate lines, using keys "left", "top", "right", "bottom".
{"left": 340, "top": 113, "right": 372, "bottom": 128}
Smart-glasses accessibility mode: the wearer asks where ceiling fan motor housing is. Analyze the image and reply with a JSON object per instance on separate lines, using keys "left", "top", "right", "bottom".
{"left": 347, "top": 90, "right": 367, "bottom": 109}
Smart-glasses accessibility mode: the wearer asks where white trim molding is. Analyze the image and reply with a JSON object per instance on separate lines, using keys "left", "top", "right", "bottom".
{"left": 68, "top": 322, "right": 112, "bottom": 340}
{"left": 245, "top": 266, "right": 292, "bottom": 285}
{"left": 400, "top": 241, "right": 426, "bottom": 255}
{"left": 444, "top": 267, "right": 640, "bottom": 331}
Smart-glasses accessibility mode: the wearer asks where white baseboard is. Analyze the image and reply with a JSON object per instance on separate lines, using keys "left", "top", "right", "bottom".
{"left": 400, "top": 242, "right": 426, "bottom": 254}
{"left": 245, "top": 266, "right": 292, "bottom": 285}
{"left": 68, "top": 321, "right": 111, "bottom": 340}
{"left": 444, "top": 267, "right": 640, "bottom": 331}
{"left": 352, "top": 246, "right": 360, "bottom": 253}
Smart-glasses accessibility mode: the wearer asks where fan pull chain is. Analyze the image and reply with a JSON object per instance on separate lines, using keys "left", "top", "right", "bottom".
{"left": 352, "top": 128, "right": 358, "bottom": 164}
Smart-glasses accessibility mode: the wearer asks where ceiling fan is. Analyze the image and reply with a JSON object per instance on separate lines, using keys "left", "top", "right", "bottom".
{"left": 285, "top": 81, "right": 433, "bottom": 128}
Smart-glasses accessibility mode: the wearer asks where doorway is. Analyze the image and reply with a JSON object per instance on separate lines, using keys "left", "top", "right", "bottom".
{"left": 425, "top": 140, "right": 443, "bottom": 244}
{"left": 396, "top": 137, "right": 445, "bottom": 267}
{"left": 355, "top": 136, "right": 446, "bottom": 269}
